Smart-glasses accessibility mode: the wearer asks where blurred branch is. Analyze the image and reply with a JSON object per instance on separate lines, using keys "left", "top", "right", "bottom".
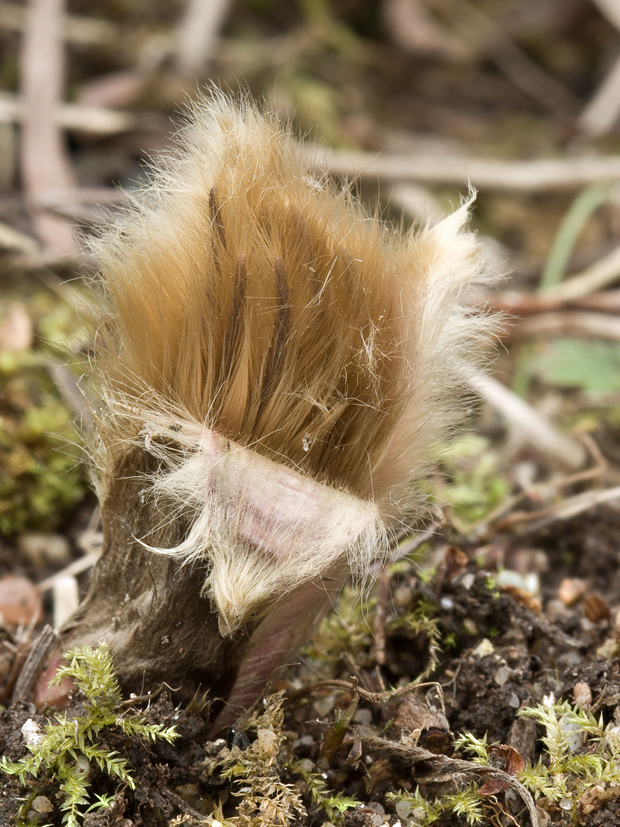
{"left": 442, "top": 0, "right": 578, "bottom": 118}
{"left": 19, "top": 0, "right": 77, "bottom": 257}
{"left": 0, "top": 221, "right": 39, "bottom": 256}
{"left": 516, "top": 485, "right": 620, "bottom": 536}
{"left": 544, "top": 244, "right": 620, "bottom": 301}
{"left": 0, "top": 92, "right": 164, "bottom": 135}
{"left": 490, "top": 289, "right": 620, "bottom": 315}
{"left": 382, "top": 0, "right": 469, "bottom": 60}
{"left": 579, "top": 54, "right": 620, "bottom": 137}
{"left": 313, "top": 145, "right": 620, "bottom": 192}
{"left": 512, "top": 310, "right": 620, "bottom": 342}
{"left": 0, "top": 2, "right": 115, "bottom": 45}
{"left": 586, "top": 0, "right": 620, "bottom": 136}
{"left": 175, "top": 0, "right": 233, "bottom": 74}
{"left": 468, "top": 372, "right": 587, "bottom": 470}
{"left": 389, "top": 182, "right": 443, "bottom": 221}
{"left": 590, "top": 0, "right": 620, "bottom": 32}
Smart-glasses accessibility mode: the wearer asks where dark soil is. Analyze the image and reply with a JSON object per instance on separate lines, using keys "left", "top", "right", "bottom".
{"left": 2, "top": 507, "right": 620, "bottom": 826}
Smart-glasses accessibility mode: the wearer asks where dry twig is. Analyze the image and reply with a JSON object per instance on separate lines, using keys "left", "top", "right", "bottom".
{"left": 542, "top": 245, "right": 620, "bottom": 302}
{"left": 38, "top": 553, "right": 101, "bottom": 594}
{"left": 579, "top": 54, "right": 620, "bottom": 137}
{"left": 11, "top": 625, "right": 57, "bottom": 705}
{"left": 382, "top": 0, "right": 469, "bottom": 59}
{"left": 443, "top": 0, "right": 578, "bottom": 118}
{"left": 0, "top": 92, "right": 156, "bottom": 136}
{"left": 509, "top": 485, "right": 620, "bottom": 536}
{"left": 361, "top": 733, "right": 539, "bottom": 827}
{"left": 512, "top": 310, "right": 620, "bottom": 342}
{"left": 468, "top": 372, "right": 587, "bottom": 470}
{"left": 19, "top": 0, "right": 76, "bottom": 257}
{"left": 0, "top": 2, "right": 115, "bottom": 45}
{"left": 175, "top": 0, "right": 233, "bottom": 74}
{"left": 313, "top": 146, "right": 620, "bottom": 193}
{"left": 488, "top": 290, "right": 620, "bottom": 316}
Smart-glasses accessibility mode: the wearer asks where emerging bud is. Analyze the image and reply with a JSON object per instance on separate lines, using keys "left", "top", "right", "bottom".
{"left": 40, "top": 91, "right": 495, "bottom": 725}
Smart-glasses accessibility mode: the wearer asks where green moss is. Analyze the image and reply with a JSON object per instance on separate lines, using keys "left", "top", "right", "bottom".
{"left": 0, "top": 644, "right": 178, "bottom": 827}
{"left": 203, "top": 692, "right": 358, "bottom": 826}
{"left": 389, "top": 697, "right": 620, "bottom": 825}
{"left": 437, "top": 434, "right": 510, "bottom": 527}
{"left": 0, "top": 351, "right": 85, "bottom": 535}
{"left": 303, "top": 584, "right": 375, "bottom": 664}
{"left": 0, "top": 287, "right": 90, "bottom": 536}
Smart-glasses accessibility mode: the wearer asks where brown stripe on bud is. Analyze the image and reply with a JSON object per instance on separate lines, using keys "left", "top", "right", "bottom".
{"left": 220, "top": 254, "right": 247, "bottom": 381}
{"left": 209, "top": 186, "right": 227, "bottom": 249}
{"left": 259, "top": 255, "right": 290, "bottom": 412}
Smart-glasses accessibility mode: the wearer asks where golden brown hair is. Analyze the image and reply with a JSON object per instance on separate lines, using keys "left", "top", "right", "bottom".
{"left": 87, "top": 90, "right": 494, "bottom": 632}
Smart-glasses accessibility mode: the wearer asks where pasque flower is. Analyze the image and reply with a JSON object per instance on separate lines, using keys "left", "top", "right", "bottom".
{"left": 37, "top": 91, "right": 495, "bottom": 727}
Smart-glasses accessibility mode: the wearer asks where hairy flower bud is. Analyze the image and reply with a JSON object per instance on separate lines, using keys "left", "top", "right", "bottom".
{"left": 39, "top": 91, "right": 496, "bottom": 725}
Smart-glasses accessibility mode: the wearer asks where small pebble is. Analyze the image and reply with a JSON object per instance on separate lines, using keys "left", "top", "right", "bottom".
{"left": 0, "top": 575, "right": 41, "bottom": 626}
{"left": 393, "top": 585, "right": 413, "bottom": 608}
{"left": 313, "top": 694, "right": 336, "bottom": 717}
{"left": 462, "top": 618, "right": 479, "bottom": 636}
{"left": 473, "top": 638, "right": 495, "bottom": 658}
{"left": 353, "top": 708, "right": 372, "bottom": 726}
{"left": 496, "top": 568, "right": 540, "bottom": 597}
{"left": 545, "top": 599, "right": 571, "bottom": 621}
{"left": 53, "top": 575, "right": 79, "bottom": 630}
{"left": 494, "top": 665, "right": 512, "bottom": 686}
{"left": 21, "top": 719, "right": 43, "bottom": 747}
{"left": 18, "top": 532, "right": 71, "bottom": 567}
{"left": 597, "top": 638, "right": 619, "bottom": 660}
{"left": 461, "top": 572, "right": 475, "bottom": 590}
{"left": 509, "top": 693, "right": 521, "bottom": 709}
{"left": 32, "top": 796, "right": 53, "bottom": 814}
{"left": 573, "top": 682, "right": 592, "bottom": 709}
{"left": 557, "top": 577, "right": 586, "bottom": 607}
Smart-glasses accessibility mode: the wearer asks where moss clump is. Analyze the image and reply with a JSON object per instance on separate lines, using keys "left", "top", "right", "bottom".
{"left": 438, "top": 434, "right": 510, "bottom": 528}
{"left": 388, "top": 695, "right": 620, "bottom": 825}
{"left": 0, "top": 349, "right": 85, "bottom": 535}
{"left": 203, "top": 692, "right": 358, "bottom": 826}
{"left": 0, "top": 644, "right": 179, "bottom": 827}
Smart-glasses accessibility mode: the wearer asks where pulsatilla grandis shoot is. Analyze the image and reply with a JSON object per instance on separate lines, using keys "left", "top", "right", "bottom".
{"left": 35, "top": 91, "right": 496, "bottom": 729}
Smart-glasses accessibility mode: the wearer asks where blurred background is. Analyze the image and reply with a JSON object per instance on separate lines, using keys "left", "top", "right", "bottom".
{"left": 1, "top": 7, "right": 620, "bottom": 822}
{"left": 1, "top": 0, "right": 620, "bottom": 598}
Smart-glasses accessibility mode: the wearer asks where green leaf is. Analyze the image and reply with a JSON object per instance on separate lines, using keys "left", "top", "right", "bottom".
{"left": 537, "top": 338, "right": 620, "bottom": 395}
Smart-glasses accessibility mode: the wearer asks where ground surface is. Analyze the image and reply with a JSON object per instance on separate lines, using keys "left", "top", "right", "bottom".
{"left": 1, "top": 1, "right": 620, "bottom": 825}
{"left": 3, "top": 509, "right": 620, "bottom": 826}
